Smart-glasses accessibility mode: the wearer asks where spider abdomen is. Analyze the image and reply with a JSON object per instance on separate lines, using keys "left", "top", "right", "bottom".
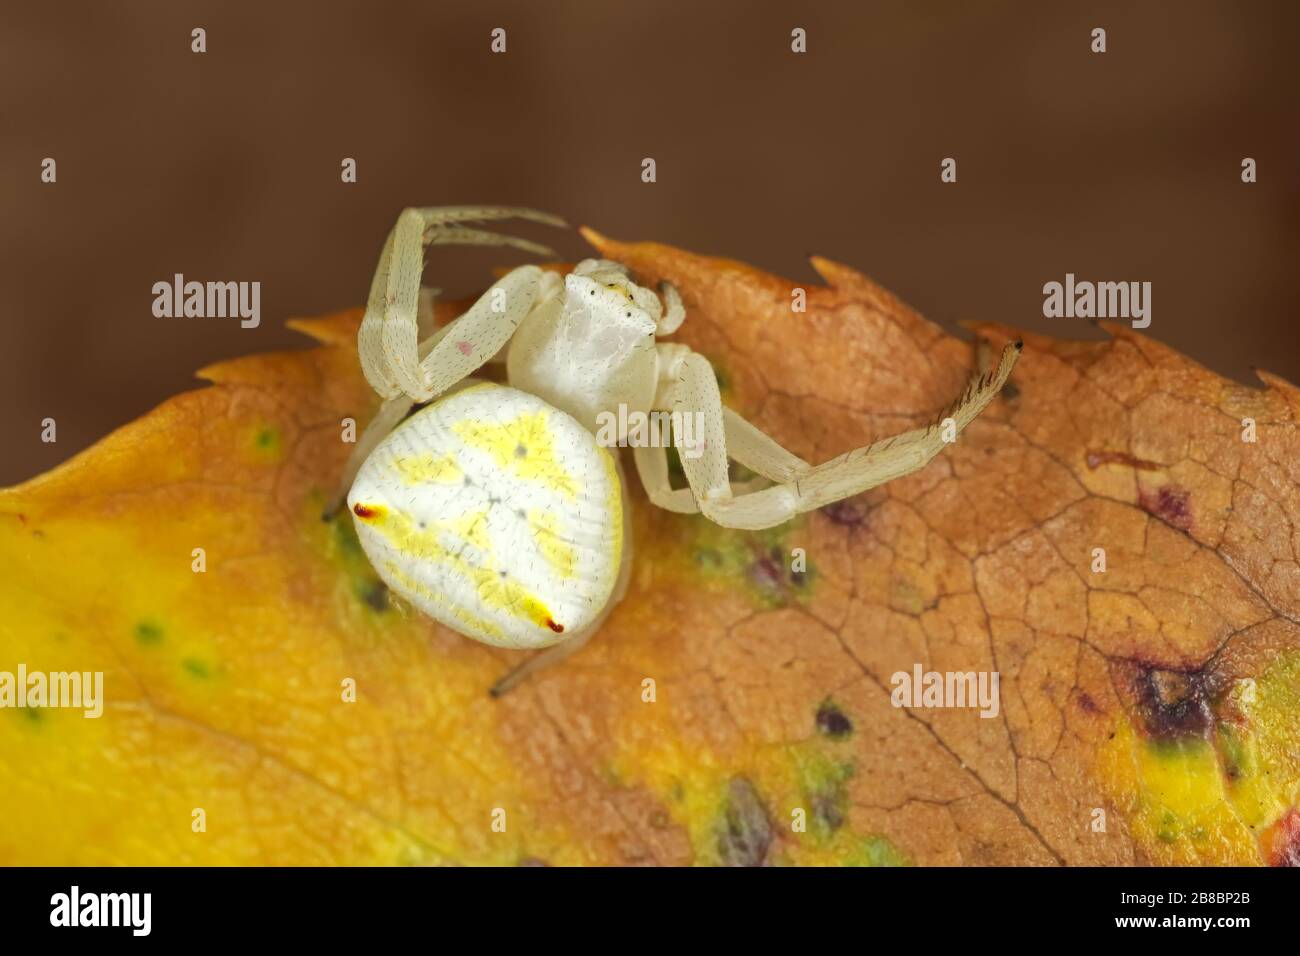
{"left": 347, "top": 382, "right": 623, "bottom": 649}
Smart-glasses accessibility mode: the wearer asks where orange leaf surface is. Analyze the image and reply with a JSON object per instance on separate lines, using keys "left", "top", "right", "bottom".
{"left": 1, "top": 231, "right": 1297, "bottom": 865}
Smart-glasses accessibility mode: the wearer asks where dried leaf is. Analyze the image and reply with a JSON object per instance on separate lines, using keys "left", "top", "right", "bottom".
{"left": 1, "top": 232, "right": 1296, "bottom": 866}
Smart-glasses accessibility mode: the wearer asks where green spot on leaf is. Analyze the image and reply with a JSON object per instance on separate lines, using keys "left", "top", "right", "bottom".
{"left": 134, "top": 620, "right": 164, "bottom": 646}
{"left": 253, "top": 425, "right": 282, "bottom": 459}
{"left": 842, "top": 835, "right": 910, "bottom": 867}
{"left": 323, "top": 510, "right": 393, "bottom": 615}
{"left": 679, "top": 517, "right": 816, "bottom": 608}
{"left": 332, "top": 514, "right": 363, "bottom": 557}
{"left": 181, "top": 657, "right": 211, "bottom": 679}
{"left": 356, "top": 579, "right": 389, "bottom": 612}
{"left": 793, "top": 750, "right": 856, "bottom": 844}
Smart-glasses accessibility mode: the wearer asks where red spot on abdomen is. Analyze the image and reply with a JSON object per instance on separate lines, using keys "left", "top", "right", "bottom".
{"left": 353, "top": 503, "right": 380, "bottom": 520}
{"left": 456, "top": 340, "right": 473, "bottom": 356}
{"left": 545, "top": 618, "right": 564, "bottom": 634}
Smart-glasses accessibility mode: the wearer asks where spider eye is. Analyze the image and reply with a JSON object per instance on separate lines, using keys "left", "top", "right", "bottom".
{"left": 589, "top": 290, "right": 595, "bottom": 296}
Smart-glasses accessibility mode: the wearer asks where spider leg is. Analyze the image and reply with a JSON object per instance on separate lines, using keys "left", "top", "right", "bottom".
{"left": 321, "top": 394, "right": 414, "bottom": 519}
{"left": 655, "top": 341, "right": 1022, "bottom": 530}
{"left": 338, "top": 222, "right": 561, "bottom": 515}
{"left": 487, "top": 611, "right": 599, "bottom": 698}
{"left": 412, "top": 266, "right": 561, "bottom": 401}
{"left": 631, "top": 445, "right": 700, "bottom": 512}
{"left": 357, "top": 206, "right": 565, "bottom": 402}
{"left": 629, "top": 408, "right": 797, "bottom": 512}
{"left": 655, "top": 281, "right": 685, "bottom": 335}
{"left": 719, "top": 406, "right": 809, "bottom": 481}
{"left": 323, "top": 288, "right": 443, "bottom": 518}
{"left": 571, "top": 258, "right": 630, "bottom": 278}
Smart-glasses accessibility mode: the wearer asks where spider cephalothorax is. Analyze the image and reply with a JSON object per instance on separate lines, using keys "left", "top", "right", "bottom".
{"left": 326, "top": 207, "right": 1020, "bottom": 694}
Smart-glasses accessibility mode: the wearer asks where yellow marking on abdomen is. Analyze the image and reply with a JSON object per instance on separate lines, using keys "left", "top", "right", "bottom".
{"left": 394, "top": 452, "right": 463, "bottom": 485}
{"left": 529, "top": 509, "right": 578, "bottom": 580}
{"left": 452, "top": 410, "right": 578, "bottom": 498}
{"left": 368, "top": 507, "right": 563, "bottom": 634}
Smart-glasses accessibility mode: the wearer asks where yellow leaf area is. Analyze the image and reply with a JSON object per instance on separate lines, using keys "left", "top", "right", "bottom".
{"left": 2, "top": 231, "right": 1298, "bottom": 866}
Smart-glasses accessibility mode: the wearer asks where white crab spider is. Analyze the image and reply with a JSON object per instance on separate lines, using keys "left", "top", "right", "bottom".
{"left": 327, "top": 206, "right": 1020, "bottom": 694}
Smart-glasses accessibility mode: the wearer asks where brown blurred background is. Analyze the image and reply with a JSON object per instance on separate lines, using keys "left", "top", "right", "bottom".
{"left": 2, "top": 0, "right": 1297, "bottom": 485}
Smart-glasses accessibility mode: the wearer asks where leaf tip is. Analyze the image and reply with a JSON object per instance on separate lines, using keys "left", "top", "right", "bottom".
{"left": 286, "top": 310, "right": 364, "bottom": 346}
{"left": 1255, "top": 367, "right": 1300, "bottom": 397}
{"left": 1096, "top": 319, "right": 1135, "bottom": 340}
{"left": 808, "top": 255, "right": 859, "bottom": 289}
{"left": 578, "top": 225, "right": 612, "bottom": 253}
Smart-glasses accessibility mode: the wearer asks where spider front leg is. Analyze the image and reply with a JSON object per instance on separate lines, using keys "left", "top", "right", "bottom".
{"left": 357, "top": 205, "right": 566, "bottom": 402}
{"left": 322, "top": 267, "right": 561, "bottom": 517}
{"left": 325, "top": 206, "right": 565, "bottom": 518}
{"left": 322, "top": 267, "right": 562, "bottom": 517}
{"left": 650, "top": 340, "right": 1022, "bottom": 530}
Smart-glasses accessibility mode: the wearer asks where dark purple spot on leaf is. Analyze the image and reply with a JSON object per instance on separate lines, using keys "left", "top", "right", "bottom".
{"left": 1138, "top": 484, "right": 1193, "bottom": 532}
{"left": 1132, "top": 666, "right": 1213, "bottom": 742}
{"left": 815, "top": 699, "right": 853, "bottom": 738}
{"left": 717, "top": 777, "right": 772, "bottom": 867}
{"left": 822, "top": 500, "right": 867, "bottom": 527}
